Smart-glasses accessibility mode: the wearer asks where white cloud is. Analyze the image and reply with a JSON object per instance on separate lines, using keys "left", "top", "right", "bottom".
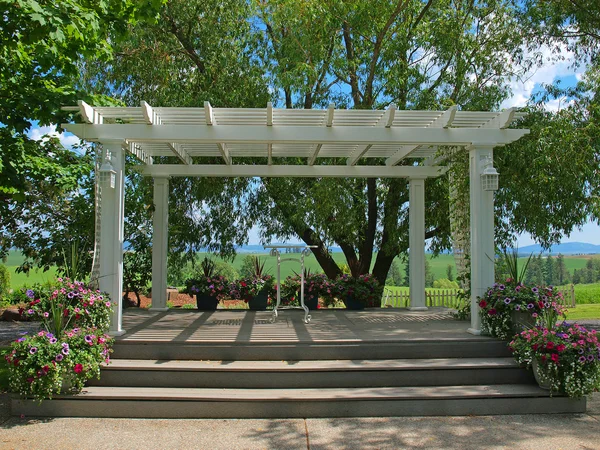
{"left": 27, "top": 124, "right": 81, "bottom": 150}
{"left": 501, "top": 43, "right": 588, "bottom": 110}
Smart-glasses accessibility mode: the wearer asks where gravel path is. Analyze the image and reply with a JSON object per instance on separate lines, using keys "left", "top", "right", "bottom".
{"left": 0, "top": 321, "right": 41, "bottom": 346}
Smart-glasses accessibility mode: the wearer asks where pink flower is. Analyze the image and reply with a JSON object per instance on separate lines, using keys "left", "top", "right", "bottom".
{"left": 74, "top": 364, "right": 83, "bottom": 374}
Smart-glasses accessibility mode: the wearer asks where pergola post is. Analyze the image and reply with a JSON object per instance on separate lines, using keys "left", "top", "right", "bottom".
{"left": 150, "top": 177, "right": 170, "bottom": 311}
{"left": 98, "top": 142, "right": 125, "bottom": 336}
{"left": 468, "top": 145, "right": 496, "bottom": 334}
{"left": 408, "top": 177, "right": 427, "bottom": 310}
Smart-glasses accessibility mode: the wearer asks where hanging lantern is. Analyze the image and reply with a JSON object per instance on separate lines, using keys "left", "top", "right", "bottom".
{"left": 99, "top": 161, "right": 116, "bottom": 189}
{"left": 481, "top": 164, "right": 499, "bottom": 191}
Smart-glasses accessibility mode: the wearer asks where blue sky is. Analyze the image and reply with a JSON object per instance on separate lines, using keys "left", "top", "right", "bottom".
{"left": 29, "top": 43, "right": 599, "bottom": 246}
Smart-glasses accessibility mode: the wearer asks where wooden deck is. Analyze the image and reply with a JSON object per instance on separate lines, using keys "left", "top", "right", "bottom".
{"left": 118, "top": 308, "right": 483, "bottom": 344}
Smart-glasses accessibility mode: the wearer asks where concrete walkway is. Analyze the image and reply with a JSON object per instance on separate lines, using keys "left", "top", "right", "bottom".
{"left": 1, "top": 392, "right": 598, "bottom": 449}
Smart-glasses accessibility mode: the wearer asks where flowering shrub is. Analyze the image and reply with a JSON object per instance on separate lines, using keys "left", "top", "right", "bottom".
{"left": 230, "top": 275, "right": 275, "bottom": 302}
{"left": 335, "top": 274, "right": 382, "bottom": 308}
{"left": 6, "top": 277, "right": 114, "bottom": 402}
{"left": 510, "top": 323, "right": 600, "bottom": 397}
{"left": 5, "top": 327, "right": 113, "bottom": 401}
{"left": 478, "top": 280, "right": 565, "bottom": 339}
{"left": 183, "top": 275, "right": 229, "bottom": 301}
{"left": 19, "top": 278, "right": 113, "bottom": 334}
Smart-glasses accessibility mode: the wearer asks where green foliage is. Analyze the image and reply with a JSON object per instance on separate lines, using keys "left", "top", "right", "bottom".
{"left": 0, "top": 264, "right": 10, "bottom": 300}
{"left": 385, "top": 259, "right": 403, "bottom": 286}
{"left": 446, "top": 265, "right": 454, "bottom": 282}
{"left": 239, "top": 255, "right": 269, "bottom": 278}
{"left": 433, "top": 278, "right": 459, "bottom": 289}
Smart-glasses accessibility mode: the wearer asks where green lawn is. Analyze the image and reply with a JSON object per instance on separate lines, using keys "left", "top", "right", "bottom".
{"left": 564, "top": 304, "right": 600, "bottom": 320}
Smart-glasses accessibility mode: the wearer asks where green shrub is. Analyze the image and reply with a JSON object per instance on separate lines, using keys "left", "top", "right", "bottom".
{"left": 433, "top": 278, "right": 460, "bottom": 289}
{"left": 0, "top": 264, "right": 10, "bottom": 300}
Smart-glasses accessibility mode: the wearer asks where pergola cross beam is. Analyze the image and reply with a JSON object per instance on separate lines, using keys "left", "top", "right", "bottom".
{"left": 347, "top": 103, "right": 396, "bottom": 166}
{"left": 385, "top": 105, "right": 458, "bottom": 166}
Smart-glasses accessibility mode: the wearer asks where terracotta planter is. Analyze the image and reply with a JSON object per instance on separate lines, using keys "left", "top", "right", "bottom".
{"left": 196, "top": 294, "right": 219, "bottom": 311}
{"left": 510, "top": 310, "right": 536, "bottom": 334}
{"left": 532, "top": 358, "right": 551, "bottom": 390}
{"left": 248, "top": 292, "right": 268, "bottom": 311}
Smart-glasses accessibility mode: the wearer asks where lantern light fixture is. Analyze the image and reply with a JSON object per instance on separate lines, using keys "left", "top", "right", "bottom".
{"left": 481, "top": 158, "right": 499, "bottom": 191}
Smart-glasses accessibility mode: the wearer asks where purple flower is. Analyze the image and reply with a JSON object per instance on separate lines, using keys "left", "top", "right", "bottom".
{"left": 579, "top": 356, "right": 587, "bottom": 363}
{"left": 17, "top": 337, "right": 26, "bottom": 342}
{"left": 62, "top": 347, "right": 70, "bottom": 355}
{"left": 49, "top": 338, "right": 58, "bottom": 344}
{"left": 514, "top": 304, "right": 521, "bottom": 311}
{"left": 527, "top": 303, "right": 534, "bottom": 309}
{"left": 532, "top": 287, "right": 539, "bottom": 294}
{"left": 61, "top": 342, "right": 69, "bottom": 348}
{"left": 27, "top": 309, "right": 34, "bottom": 314}
{"left": 498, "top": 284, "right": 505, "bottom": 291}
{"left": 29, "top": 347, "right": 37, "bottom": 354}
{"left": 579, "top": 349, "right": 585, "bottom": 354}
{"left": 55, "top": 354, "right": 64, "bottom": 362}
{"left": 84, "top": 335, "right": 93, "bottom": 344}
{"left": 504, "top": 298, "right": 511, "bottom": 305}
{"left": 588, "top": 355, "right": 595, "bottom": 362}
{"left": 26, "top": 289, "right": 35, "bottom": 299}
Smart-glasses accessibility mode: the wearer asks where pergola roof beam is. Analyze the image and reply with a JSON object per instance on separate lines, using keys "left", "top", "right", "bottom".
{"left": 347, "top": 103, "right": 396, "bottom": 166}
{"left": 308, "top": 103, "right": 334, "bottom": 166}
{"left": 127, "top": 141, "right": 153, "bottom": 165}
{"left": 138, "top": 164, "right": 447, "bottom": 179}
{"left": 78, "top": 100, "right": 102, "bottom": 124}
{"left": 141, "top": 101, "right": 162, "bottom": 125}
{"left": 205, "top": 101, "right": 231, "bottom": 164}
{"left": 267, "top": 102, "right": 273, "bottom": 126}
{"left": 63, "top": 123, "right": 530, "bottom": 147}
{"left": 168, "top": 143, "right": 191, "bottom": 165}
{"left": 480, "top": 107, "right": 516, "bottom": 129}
{"left": 386, "top": 105, "right": 458, "bottom": 166}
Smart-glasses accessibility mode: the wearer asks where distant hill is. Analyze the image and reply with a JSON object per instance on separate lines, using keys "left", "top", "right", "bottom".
{"left": 517, "top": 242, "right": 600, "bottom": 255}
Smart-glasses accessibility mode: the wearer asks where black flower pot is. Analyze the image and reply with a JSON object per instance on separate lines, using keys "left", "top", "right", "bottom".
{"left": 196, "top": 294, "right": 219, "bottom": 311}
{"left": 304, "top": 294, "right": 319, "bottom": 310}
{"left": 343, "top": 295, "right": 365, "bottom": 310}
{"left": 249, "top": 292, "right": 269, "bottom": 311}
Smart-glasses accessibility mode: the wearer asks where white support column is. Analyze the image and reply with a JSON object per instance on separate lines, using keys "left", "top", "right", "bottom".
{"left": 98, "top": 142, "right": 125, "bottom": 336}
{"left": 468, "top": 145, "right": 496, "bottom": 334}
{"left": 408, "top": 178, "right": 427, "bottom": 310}
{"left": 150, "top": 177, "right": 170, "bottom": 311}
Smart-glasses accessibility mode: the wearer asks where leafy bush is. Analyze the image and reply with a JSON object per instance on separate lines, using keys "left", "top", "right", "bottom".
{"left": 0, "top": 264, "right": 10, "bottom": 301}
{"left": 433, "top": 278, "right": 460, "bottom": 289}
{"left": 182, "top": 258, "right": 230, "bottom": 301}
{"left": 230, "top": 275, "right": 275, "bottom": 302}
{"left": 334, "top": 274, "right": 382, "bottom": 308}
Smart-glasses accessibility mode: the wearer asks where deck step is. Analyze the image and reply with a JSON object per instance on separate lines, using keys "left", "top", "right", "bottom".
{"left": 89, "top": 357, "right": 533, "bottom": 388}
{"left": 112, "top": 339, "right": 512, "bottom": 361}
{"left": 12, "top": 384, "right": 586, "bottom": 418}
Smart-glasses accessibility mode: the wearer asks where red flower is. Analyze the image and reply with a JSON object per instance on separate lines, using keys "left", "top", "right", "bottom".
{"left": 546, "top": 342, "right": 554, "bottom": 350}
{"left": 538, "top": 301, "right": 545, "bottom": 309}
{"left": 556, "top": 344, "right": 566, "bottom": 352}
{"left": 532, "top": 344, "right": 539, "bottom": 351}
{"left": 74, "top": 364, "right": 83, "bottom": 374}
{"left": 241, "top": 282, "right": 247, "bottom": 287}
{"left": 487, "top": 308, "right": 497, "bottom": 315}
{"left": 551, "top": 353, "right": 559, "bottom": 363}
{"left": 63, "top": 309, "right": 69, "bottom": 317}
{"left": 478, "top": 300, "right": 487, "bottom": 308}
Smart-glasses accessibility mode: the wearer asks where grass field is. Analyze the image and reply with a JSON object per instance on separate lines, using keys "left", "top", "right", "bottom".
{"left": 564, "top": 304, "right": 600, "bottom": 320}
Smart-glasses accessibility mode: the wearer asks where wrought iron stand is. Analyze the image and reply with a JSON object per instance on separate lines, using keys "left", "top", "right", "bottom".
{"left": 264, "top": 245, "right": 317, "bottom": 324}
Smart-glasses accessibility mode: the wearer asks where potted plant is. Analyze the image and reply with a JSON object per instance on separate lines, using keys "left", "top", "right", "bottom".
{"left": 478, "top": 282, "right": 565, "bottom": 339}
{"left": 282, "top": 271, "right": 329, "bottom": 310}
{"left": 5, "top": 278, "right": 114, "bottom": 401}
{"left": 510, "top": 322, "right": 600, "bottom": 397}
{"left": 231, "top": 256, "right": 274, "bottom": 310}
{"left": 183, "top": 257, "right": 229, "bottom": 310}
{"left": 335, "top": 273, "right": 382, "bottom": 310}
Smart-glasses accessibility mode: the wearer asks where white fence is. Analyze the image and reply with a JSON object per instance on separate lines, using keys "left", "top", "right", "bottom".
{"left": 383, "top": 285, "right": 576, "bottom": 309}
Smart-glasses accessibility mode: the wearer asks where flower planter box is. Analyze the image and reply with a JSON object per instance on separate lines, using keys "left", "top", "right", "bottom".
{"left": 196, "top": 294, "right": 219, "bottom": 311}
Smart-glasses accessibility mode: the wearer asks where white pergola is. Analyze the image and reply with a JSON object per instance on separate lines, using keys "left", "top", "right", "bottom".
{"left": 63, "top": 101, "right": 529, "bottom": 336}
